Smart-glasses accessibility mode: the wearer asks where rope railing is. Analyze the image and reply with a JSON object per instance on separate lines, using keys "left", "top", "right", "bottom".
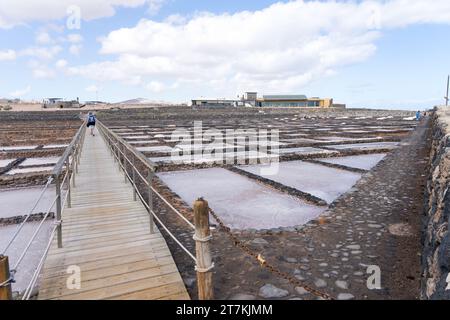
{"left": 97, "top": 122, "right": 218, "bottom": 298}
{"left": 96, "top": 122, "right": 198, "bottom": 261}
{"left": 112, "top": 142, "right": 195, "bottom": 230}
{"left": 97, "top": 121, "right": 195, "bottom": 229}
{"left": 11, "top": 196, "right": 57, "bottom": 273}
{"left": 21, "top": 222, "right": 59, "bottom": 300}
{"left": 1, "top": 176, "right": 53, "bottom": 255}
{"left": 136, "top": 188, "right": 197, "bottom": 262}
{"left": 0, "top": 121, "right": 87, "bottom": 300}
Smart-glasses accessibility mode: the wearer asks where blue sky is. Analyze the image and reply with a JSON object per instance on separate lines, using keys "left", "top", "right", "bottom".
{"left": 0, "top": 0, "right": 449, "bottom": 109}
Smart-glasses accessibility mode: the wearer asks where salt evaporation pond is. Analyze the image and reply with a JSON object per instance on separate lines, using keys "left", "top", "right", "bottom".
{"left": 124, "top": 135, "right": 152, "bottom": 139}
{"left": 0, "top": 185, "right": 57, "bottom": 218}
{"left": 326, "top": 142, "right": 398, "bottom": 150}
{"left": 42, "top": 144, "right": 68, "bottom": 149}
{"left": 158, "top": 168, "right": 325, "bottom": 230}
{"left": 317, "top": 154, "right": 387, "bottom": 171}
{"left": 0, "top": 145, "right": 37, "bottom": 151}
{"left": 277, "top": 147, "right": 334, "bottom": 155}
{"left": 314, "top": 136, "right": 378, "bottom": 142}
{"left": 0, "top": 159, "right": 15, "bottom": 168}
{"left": 136, "top": 145, "right": 173, "bottom": 153}
{"left": 21, "top": 156, "right": 60, "bottom": 167}
{"left": 150, "top": 150, "right": 277, "bottom": 164}
{"left": 239, "top": 160, "right": 361, "bottom": 204}
{"left": 128, "top": 140, "right": 160, "bottom": 145}
{"left": 0, "top": 221, "right": 53, "bottom": 293}
{"left": 280, "top": 138, "right": 322, "bottom": 144}
{"left": 6, "top": 166, "right": 54, "bottom": 175}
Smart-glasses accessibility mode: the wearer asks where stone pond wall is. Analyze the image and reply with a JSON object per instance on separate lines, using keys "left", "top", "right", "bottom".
{"left": 421, "top": 106, "right": 450, "bottom": 299}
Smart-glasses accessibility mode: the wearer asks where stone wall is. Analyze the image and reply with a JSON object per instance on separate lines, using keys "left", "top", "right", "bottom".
{"left": 421, "top": 106, "right": 450, "bottom": 299}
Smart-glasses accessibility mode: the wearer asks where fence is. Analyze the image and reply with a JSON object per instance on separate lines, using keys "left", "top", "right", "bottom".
{"left": 0, "top": 121, "right": 86, "bottom": 300}
{"left": 96, "top": 120, "right": 214, "bottom": 300}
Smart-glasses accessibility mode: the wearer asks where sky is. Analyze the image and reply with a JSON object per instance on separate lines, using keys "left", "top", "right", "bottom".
{"left": 0, "top": 0, "right": 450, "bottom": 109}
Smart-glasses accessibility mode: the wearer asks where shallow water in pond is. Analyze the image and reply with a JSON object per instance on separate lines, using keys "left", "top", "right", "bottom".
{"left": 158, "top": 168, "right": 325, "bottom": 230}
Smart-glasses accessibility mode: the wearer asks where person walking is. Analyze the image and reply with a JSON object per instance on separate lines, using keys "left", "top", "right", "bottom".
{"left": 87, "top": 111, "right": 96, "bottom": 136}
{"left": 415, "top": 110, "right": 421, "bottom": 121}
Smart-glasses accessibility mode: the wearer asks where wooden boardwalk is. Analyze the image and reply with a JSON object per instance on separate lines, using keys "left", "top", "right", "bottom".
{"left": 38, "top": 131, "right": 189, "bottom": 300}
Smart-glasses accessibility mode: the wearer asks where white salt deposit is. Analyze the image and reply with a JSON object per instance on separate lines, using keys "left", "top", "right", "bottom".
{"left": 0, "top": 146, "right": 37, "bottom": 151}
{"left": 118, "top": 132, "right": 146, "bottom": 136}
{"left": 283, "top": 133, "right": 309, "bottom": 137}
{"left": 280, "top": 138, "right": 322, "bottom": 144}
{"left": 21, "top": 157, "right": 60, "bottom": 167}
{"left": 124, "top": 135, "right": 152, "bottom": 139}
{"left": 6, "top": 166, "right": 54, "bottom": 175}
{"left": 42, "top": 144, "right": 68, "bottom": 149}
{"left": 325, "top": 142, "right": 398, "bottom": 150}
{"left": 173, "top": 143, "right": 243, "bottom": 152}
{"left": 314, "top": 136, "right": 381, "bottom": 142}
{"left": 236, "top": 140, "right": 287, "bottom": 147}
{"left": 0, "top": 159, "right": 15, "bottom": 168}
{"left": 0, "top": 185, "right": 57, "bottom": 218}
{"left": 128, "top": 140, "right": 160, "bottom": 145}
{"left": 316, "top": 154, "right": 387, "bottom": 170}
{"left": 158, "top": 168, "right": 325, "bottom": 230}
{"left": 149, "top": 150, "right": 277, "bottom": 164}
{"left": 136, "top": 146, "right": 173, "bottom": 153}
{"left": 277, "top": 147, "right": 334, "bottom": 155}
{"left": 240, "top": 160, "right": 361, "bottom": 204}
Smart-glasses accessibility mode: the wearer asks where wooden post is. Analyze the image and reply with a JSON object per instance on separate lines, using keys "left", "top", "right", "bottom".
{"left": 193, "top": 198, "right": 214, "bottom": 300}
{"left": 0, "top": 255, "right": 12, "bottom": 300}
{"left": 55, "top": 175, "right": 63, "bottom": 248}
{"left": 147, "top": 171, "right": 154, "bottom": 234}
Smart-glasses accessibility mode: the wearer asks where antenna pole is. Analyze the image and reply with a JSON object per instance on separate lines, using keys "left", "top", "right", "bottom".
{"left": 446, "top": 75, "right": 449, "bottom": 106}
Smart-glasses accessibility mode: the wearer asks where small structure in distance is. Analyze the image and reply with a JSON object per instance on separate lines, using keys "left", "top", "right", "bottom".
{"left": 191, "top": 92, "right": 345, "bottom": 108}
{"left": 42, "top": 98, "right": 84, "bottom": 109}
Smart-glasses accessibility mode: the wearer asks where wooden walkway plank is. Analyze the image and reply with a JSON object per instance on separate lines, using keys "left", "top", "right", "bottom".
{"left": 38, "top": 131, "right": 190, "bottom": 300}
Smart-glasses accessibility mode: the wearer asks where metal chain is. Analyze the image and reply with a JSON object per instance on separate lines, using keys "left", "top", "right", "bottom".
{"left": 208, "top": 208, "right": 334, "bottom": 300}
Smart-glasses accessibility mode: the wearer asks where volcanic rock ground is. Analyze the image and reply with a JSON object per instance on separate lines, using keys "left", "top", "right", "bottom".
{"left": 147, "top": 117, "right": 431, "bottom": 300}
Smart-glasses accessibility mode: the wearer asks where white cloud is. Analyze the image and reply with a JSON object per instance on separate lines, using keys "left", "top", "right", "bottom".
{"left": 35, "top": 31, "right": 52, "bottom": 44}
{"left": 147, "top": 0, "right": 165, "bottom": 15}
{"left": 20, "top": 45, "right": 62, "bottom": 60}
{"left": 66, "top": 0, "right": 450, "bottom": 95}
{"left": 67, "top": 34, "right": 83, "bottom": 43}
{"left": 32, "top": 66, "right": 56, "bottom": 79}
{"left": 0, "top": 0, "right": 166, "bottom": 28}
{"left": 0, "top": 49, "right": 16, "bottom": 61}
{"left": 85, "top": 84, "right": 100, "bottom": 92}
{"left": 146, "top": 81, "right": 165, "bottom": 93}
{"left": 10, "top": 85, "right": 31, "bottom": 97}
{"left": 55, "top": 59, "right": 68, "bottom": 68}
{"left": 69, "top": 44, "right": 83, "bottom": 55}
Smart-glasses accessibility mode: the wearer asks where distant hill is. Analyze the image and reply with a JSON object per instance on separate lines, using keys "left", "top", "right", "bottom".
{"left": 116, "top": 98, "right": 176, "bottom": 105}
